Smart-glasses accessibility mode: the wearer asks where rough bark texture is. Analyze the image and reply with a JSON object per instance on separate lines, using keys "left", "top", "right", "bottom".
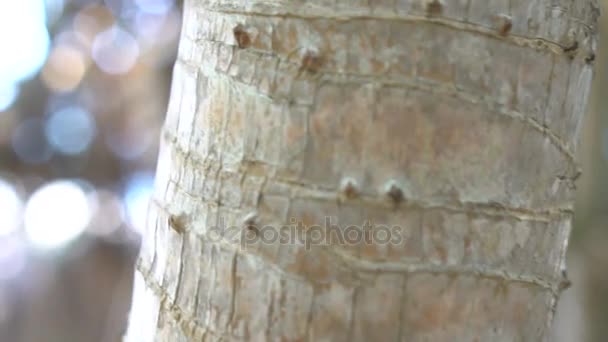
{"left": 125, "top": 0, "right": 599, "bottom": 340}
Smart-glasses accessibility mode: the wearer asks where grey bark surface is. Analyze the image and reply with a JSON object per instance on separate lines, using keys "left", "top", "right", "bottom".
{"left": 125, "top": 0, "right": 599, "bottom": 340}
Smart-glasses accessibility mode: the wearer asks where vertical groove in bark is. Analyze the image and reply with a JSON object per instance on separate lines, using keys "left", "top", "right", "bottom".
{"left": 125, "top": 0, "right": 599, "bottom": 340}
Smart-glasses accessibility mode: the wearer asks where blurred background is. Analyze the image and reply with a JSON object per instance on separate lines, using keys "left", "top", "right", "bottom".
{"left": 0, "top": 1, "right": 180, "bottom": 341}
{"left": 0, "top": 0, "right": 605, "bottom": 341}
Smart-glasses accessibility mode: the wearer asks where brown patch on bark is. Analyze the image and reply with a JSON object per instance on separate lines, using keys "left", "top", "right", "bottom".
{"left": 300, "top": 51, "right": 324, "bottom": 73}
{"left": 233, "top": 24, "right": 251, "bottom": 49}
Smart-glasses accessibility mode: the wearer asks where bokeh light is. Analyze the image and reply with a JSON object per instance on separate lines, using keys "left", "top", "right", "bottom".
{"left": 0, "top": 85, "right": 19, "bottom": 112}
{"left": 92, "top": 25, "right": 139, "bottom": 75}
{"left": 45, "top": 0, "right": 65, "bottom": 24}
{"left": 124, "top": 172, "right": 154, "bottom": 235}
{"left": 103, "top": 0, "right": 137, "bottom": 18}
{"left": 0, "top": 236, "right": 27, "bottom": 281}
{"left": 12, "top": 118, "right": 53, "bottom": 164}
{"left": 87, "top": 189, "right": 125, "bottom": 238}
{"left": 0, "top": 178, "right": 23, "bottom": 237}
{"left": 24, "top": 180, "right": 92, "bottom": 250}
{"left": 73, "top": 4, "right": 115, "bottom": 46}
{"left": 135, "top": 0, "right": 174, "bottom": 15}
{"left": 45, "top": 106, "right": 96, "bottom": 155}
{"left": 133, "top": 11, "right": 167, "bottom": 42}
{"left": 41, "top": 45, "right": 88, "bottom": 92}
{"left": 0, "top": 0, "right": 50, "bottom": 94}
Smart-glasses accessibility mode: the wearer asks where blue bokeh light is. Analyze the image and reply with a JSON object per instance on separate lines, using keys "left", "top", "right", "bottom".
{"left": 12, "top": 118, "right": 53, "bottom": 164}
{"left": 45, "top": 106, "right": 96, "bottom": 155}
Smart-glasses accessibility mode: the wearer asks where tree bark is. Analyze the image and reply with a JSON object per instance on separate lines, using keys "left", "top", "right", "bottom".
{"left": 125, "top": 0, "right": 599, "bottom": 340}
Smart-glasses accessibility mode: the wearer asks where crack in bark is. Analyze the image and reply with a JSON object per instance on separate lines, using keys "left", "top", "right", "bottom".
{"left": 346, "top": 286, "right": 358, "bottom": 341}
{"left": 173, "top": 234, "right": 188, "bottom": 305}
{"left": 325, "top": 248, "right": 563, "bottom": 295}
{"left": 195, "top": 6, "right": 595, "bottom": 57}
{"left": 227, "top": 251, "right": 239, "bottom": 331}
{"left": 396, "top": 274, "right": 407, "bottom": 341}
{"left": 136, "top": 261, "right": 240, "bottom": 341}
{"left": 147, "top": 199, "right": 564, "bottom": 296}
{"left": 203, "top": 245, "right": 217, "bottom": 335}
{"left": 159, "top": 138, "right": 574, "bottom": 222}
{"left": 177, "top": 47, "right": 582, "bottom": 170}
{"left": 135, "top": 237, "right": 566, "bottom": 340}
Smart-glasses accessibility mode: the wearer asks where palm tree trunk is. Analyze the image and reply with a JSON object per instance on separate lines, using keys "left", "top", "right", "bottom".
{"left": 125, "top": 0, "right": 599, "bottom": 340}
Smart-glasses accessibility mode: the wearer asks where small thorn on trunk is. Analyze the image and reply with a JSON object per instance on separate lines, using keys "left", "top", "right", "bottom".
{"left": 300, "top": 50, "right": 324, "bottom": 73}
{"left": 169, "top": 214, "right": 188, "bottom": 234}
{"left": 340, "top": 177, "right": 359, "bottom": 199}
{"left": 562, "top": 41, "right": 579, "bottom": 59}
{"left": 426, "top": 0, "right": 443, "bottom": 15}
{"left": 384, "top": 181, "right": 404, "bottom": 204}
{"left": 559, "top": 269, "right": 572, "bottom": 291}
{"left": 243, "top": 212, "right": 258, "bottom": 231}
{"left": 495, "top": 14, "right": 512, "bottom": 36}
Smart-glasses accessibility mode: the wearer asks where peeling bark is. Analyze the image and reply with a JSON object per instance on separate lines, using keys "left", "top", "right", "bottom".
{"left": 125, "top": 0, "right": 599, "bottom": 340}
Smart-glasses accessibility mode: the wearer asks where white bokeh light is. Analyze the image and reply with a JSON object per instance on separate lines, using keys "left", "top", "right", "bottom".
{"left": 133, "top": 11, "right": 166, "bottom": 43}
{"left": 24, "top": 180, "right": 92, "bottom": 250}
{"left": 0, "top": 236, "right": 27, "bottom": 281}
{"left": 0, "top": 179, "right": 23, "bottom": 237}
{"left": 0, "top": 85, "right": 19, "bottom": 112}
{"left": 87, "top": 190, "right": 125, "bottom": 237}
{"left": 135, "top": 0, "right": 174, "bottom": 14}
{"left": 0, "top": 0, "right": 50, "bottom": 90}
{"left": 45, "top": 0, "right": 65, "bottom": 24}
{"left": 124, "top": 172, "right": 154, "bottom": 235}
